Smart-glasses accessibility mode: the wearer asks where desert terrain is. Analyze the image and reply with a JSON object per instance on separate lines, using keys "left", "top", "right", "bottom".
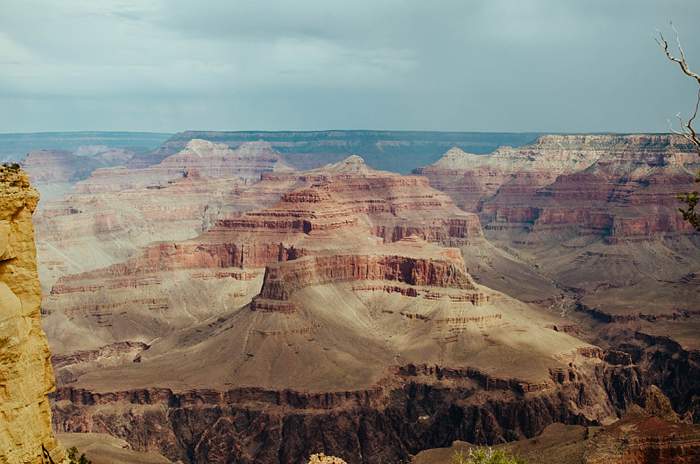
{"left": 6, "top": 131, "right": 695, "bottom": 463}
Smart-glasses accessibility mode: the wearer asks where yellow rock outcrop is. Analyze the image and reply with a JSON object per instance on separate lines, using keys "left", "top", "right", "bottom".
{"left": 0, "top": 165, "right": 64, "bottom": 463}
{"left": 307, "top": 454, "right": 348, "bottom": 464}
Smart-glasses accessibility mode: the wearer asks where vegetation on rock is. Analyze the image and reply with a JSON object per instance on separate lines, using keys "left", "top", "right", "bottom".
{"left": 66, "top": 446, "right": 92, "bottom": 464}
{"left": 452, "top": 447, "right": 525, "bottom": 464}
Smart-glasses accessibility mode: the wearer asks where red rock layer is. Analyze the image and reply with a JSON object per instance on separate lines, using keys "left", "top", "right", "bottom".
{"left": 251, "top": 252, "right": 485, "bottom": 312}
{"left": 418, "top": 134, "right": 699, "bottom": 240}
{"left": 585, "top": 415, "right": 700, "bottom": 464}
{"left": 47, "top": 155, "right": 483, "bottom": 296}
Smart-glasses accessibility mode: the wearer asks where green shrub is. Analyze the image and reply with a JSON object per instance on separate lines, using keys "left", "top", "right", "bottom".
{"left": 66, "top": 446, "right": 92, "bottom": 464}
{"left": 452, "top": 447, "right": 525, "bottom": 464}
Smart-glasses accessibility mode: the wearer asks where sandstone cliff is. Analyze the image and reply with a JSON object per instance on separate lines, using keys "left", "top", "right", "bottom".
{"left": 0, "top": 165, "right": 64, "bottom": 463}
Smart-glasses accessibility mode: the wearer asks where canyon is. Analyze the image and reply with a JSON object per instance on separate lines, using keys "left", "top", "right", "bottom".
{"left": 5, "top": 132, "right": 698, "bottom": 463}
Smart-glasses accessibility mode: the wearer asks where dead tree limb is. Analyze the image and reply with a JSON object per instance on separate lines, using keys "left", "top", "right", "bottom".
{"left": 657, "top": 26, "right": 700, "bottom": 154}
{"left": 657, "top": 24, "right": 700, "bottom": 229}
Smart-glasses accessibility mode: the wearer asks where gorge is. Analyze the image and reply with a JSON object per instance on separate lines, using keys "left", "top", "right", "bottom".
{"left": 2, "top": 131, "right": 699, "bottom": 463}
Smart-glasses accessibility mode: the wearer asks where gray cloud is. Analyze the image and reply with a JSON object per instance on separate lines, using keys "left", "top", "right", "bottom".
{"left": 0, "top": 0, "right": 698, "bottom": 132}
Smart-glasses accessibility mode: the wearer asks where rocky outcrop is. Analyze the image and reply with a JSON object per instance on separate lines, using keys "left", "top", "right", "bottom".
{"left": 413, "top": 386, "right": 700, "bottom": 464}
{"left": 251, "top": 252, "right": 484, "bottom": 312}
{"left": 585, "top": 414, "right": 700, "bottom": 464}
{"left": 308, "top": 454, "right": 347, "bottom": 464}
{"left": 50, "top": 361, "right": 644, "bottom": 464}
{"left": 582, "top": 386, "right": 700, "bottom": 464}
{"left": 0, "top": 165, "right": 65, "bottom": 463}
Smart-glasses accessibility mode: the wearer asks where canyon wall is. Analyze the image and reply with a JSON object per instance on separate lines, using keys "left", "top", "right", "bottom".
{"left": 0, "top": 165, "right": 64, "bottom": 463}
{"left": 51, "top": 361, "right": 644, "bottom": 464}
{"left": 417, "top": 134, "right": 699, "bottom": 240}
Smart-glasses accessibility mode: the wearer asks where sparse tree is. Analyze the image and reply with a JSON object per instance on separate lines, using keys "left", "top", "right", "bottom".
{"left": 66, "top": 446, "right": 92, "bottom": 464}
{"left": 657, "top": 24, "right": 700, "bottom": 229}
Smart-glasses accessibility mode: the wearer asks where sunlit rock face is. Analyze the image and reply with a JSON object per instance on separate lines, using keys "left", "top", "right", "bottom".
{"left": 418, "top": 134, "right": 699, "bottom": 239}
{"left": 0, "top": 165, "right": 65, "bottom": 464}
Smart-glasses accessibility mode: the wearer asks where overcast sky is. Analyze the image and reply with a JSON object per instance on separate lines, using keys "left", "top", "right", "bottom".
{"left": 1, "top": 0, "right": 699, "bottom": 133}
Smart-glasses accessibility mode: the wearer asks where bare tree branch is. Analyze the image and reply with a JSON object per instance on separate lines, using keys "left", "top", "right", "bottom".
{"left": 657, "top": 23, "right": 700, "bottom": 230}
{"left": 657, "top": 30, "right": 700, "bottom": 86}
{"left": 684, "top": 87, "right": 700, "bottom": 152}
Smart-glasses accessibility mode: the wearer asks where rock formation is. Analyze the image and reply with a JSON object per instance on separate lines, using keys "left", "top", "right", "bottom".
{"left": 74, "top": 139, "right": 291, "bottom": 193}
{"left": 417, "top": 134, "right": 699, "bottom": 239}
{"left": 414, "top": 386, "right": 700, "bottom": 464}
{"left": 418, "top": 134, "right": 700, "bottom": 361}
{"left": 41, "top": 156, "right": 647, "bottom": 464}
{"left": 0, "top": 165, "right": 64, "bottom": 463}
{"left": 308, "top": 454, "right": 347, "bottom": 464}
{"left": 21, "top": 148, "right": 136, "bottom": 203}
{"left": 32, "top": 140, "right": 296, "bottom": 291}
{"left": 40, "top": 156, "right": 484, "bottom": 356}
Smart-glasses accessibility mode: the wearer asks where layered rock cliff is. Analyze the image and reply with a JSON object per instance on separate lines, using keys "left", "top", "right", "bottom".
{"left": 413, "top": 386, "right": 700, "bottom": 464}
{"left": 51, "top": 359, "right": 644, "bottom": 464}
{"left": 32, "top": 141, "right": 297, "bottom": 291}
{"left": 0, "top": 165, "right": 64, "bottom": 463}
{"left": 417, "top": 134, "right": 700, "bottom": 344}
{"left": 40, "top": 156, "right": 486, "bottom": 357}
{"left": 417, "top": 134, "right": 699, "bottom": 239}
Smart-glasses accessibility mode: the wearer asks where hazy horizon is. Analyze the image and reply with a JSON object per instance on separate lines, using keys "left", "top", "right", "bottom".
{"left": 2, "top": 0, "right": 699, "bottom": 133}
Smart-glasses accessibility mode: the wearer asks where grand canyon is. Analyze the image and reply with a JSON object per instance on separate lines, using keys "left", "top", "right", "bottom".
{"left": 1, "top": 128, "right": 698, "bottom": 464}
{"left": 2, "top": 2, "right": 700, "bottom": 463}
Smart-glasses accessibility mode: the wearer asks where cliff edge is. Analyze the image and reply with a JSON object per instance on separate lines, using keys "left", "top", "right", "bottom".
{"left": 0, "top": 165, "right": 64, "bottom": 463}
